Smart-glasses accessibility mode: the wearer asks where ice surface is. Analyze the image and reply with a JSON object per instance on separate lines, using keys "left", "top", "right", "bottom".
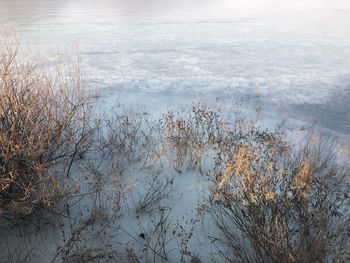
{"left": 1, "top": 0, "right": 350, "bottom": 134}
{"left": 1, "top": 1, "right": 350, "bottom": 261}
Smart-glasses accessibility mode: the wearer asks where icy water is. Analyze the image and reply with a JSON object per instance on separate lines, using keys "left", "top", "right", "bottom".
{"left": 1, "top": 0, "right": 350, "bottom": 134}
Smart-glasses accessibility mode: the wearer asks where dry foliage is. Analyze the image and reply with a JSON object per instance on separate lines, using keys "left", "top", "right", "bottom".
{"left": 0, "top": 32, "right": 93, "bottom": 216}
{"left": 207, "top": 133, "right": 350, "bottom": 263}
{"left": 160, "top": 103, "right": 222, "bottom": 173}
{"left": 1, "top": 31, "right": 349, "bottom": 263}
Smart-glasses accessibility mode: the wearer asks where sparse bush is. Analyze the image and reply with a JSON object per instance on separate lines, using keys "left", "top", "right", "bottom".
{"left": 125, "top": 205, "right": 177, "bottom": 262}
{"left": 95, "top": 108, "right": 154, "bottom": 182}
{"left": 136, "top": 177, "right": 174, "bottom": 214}
{"left": 160, "top": 103, "right": 222, "bottom": 173}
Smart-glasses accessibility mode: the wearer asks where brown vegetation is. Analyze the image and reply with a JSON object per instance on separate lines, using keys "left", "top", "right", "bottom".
{"left": 0, "top": 32, "right": 93, "bottom": 216}
{"left": 0, "top": 32, "right": 349, "bottom": 263}
{"left": 206, "top": 134, "right": 350, "bottom": 262}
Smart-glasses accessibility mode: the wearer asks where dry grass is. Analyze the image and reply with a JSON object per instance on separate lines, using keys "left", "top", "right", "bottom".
{"left": 0, "top": 32, "right": 93, "bottom": 216}
{"left": 206, "top": 134, "right": 350, "bottom": 263}
{"left": 159, "top": 103, "right": 222, "bottom": 173}
{"left": 136, "top": 177, "right": 174, "bottom": 214}
{"left": 1, "top": 30, "right": 349, "bottom": 263}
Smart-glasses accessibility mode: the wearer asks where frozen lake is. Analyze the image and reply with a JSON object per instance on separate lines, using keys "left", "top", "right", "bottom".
{"left": 1, "top": 1, "right": 350, "bottom": 262}
{"left": 1, "top": 0, "right": 350, "bottom": 135}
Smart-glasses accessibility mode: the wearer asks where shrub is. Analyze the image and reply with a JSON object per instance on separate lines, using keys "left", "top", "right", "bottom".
{"left": 206, "top": 133, "right": 350, "bottom": 263}
{"left": 160, "top": 103, "right": 222, "bottom": 173}
{"left": 0, "top": 32, "right": 93, "bottom": 216}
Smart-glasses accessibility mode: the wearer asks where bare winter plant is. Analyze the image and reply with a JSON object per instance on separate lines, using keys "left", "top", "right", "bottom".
{"left": 1, "top": 29, "right": 349, "bottom": 263}
{"left": 160, "top": 103, "right": 222, "bottom": 173}
{"left": 0, "top": 31, "right": 93, "bottom": 217}
{"left": 52, "top": 159, "right": 124, "bottom": 263}
{"left": 136, "top": 177, "right": 174, "bottom": 214}
{"left": 206, "top": 133, "right": 350, "bottom": 263}
{"left": 124, "top": 205, "right": 178, "bottom": 262}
